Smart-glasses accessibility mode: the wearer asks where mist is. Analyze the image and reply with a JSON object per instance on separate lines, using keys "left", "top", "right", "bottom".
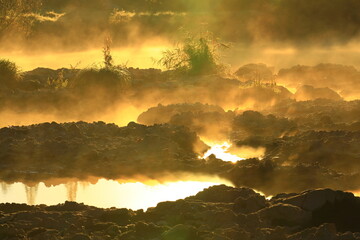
{"left": 1, "top": 1, "right": 360, "bottom": 239}
{"left": 2, "top": 0, "right": 360, "bottom": 70}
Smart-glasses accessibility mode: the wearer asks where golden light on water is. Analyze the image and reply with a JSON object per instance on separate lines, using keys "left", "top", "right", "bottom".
{"left": 2, "top": 45, "right": 169, "bottom": 71}
{"left": 0, "top": 176, "right": 233, "bottom": 210}
{"left": 0, "top": 104, "right": 145, "bottom": 128}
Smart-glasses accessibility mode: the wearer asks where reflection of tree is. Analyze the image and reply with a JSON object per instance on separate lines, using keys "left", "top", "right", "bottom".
{"left": 66, "top": 182, "right": 78, "bottom": 202}
{"left": 1, "top": 182, "right": 9, "bottom": 195}
{"left": 25, "top": 184, "right": 39, "bottom": 205}
{"left": 0, "top": 0, "right": 42, "bottom": 35}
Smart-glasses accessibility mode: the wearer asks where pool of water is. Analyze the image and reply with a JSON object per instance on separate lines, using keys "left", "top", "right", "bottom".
{"left": 0, "top": 175, "right": 233, "bottom": 210}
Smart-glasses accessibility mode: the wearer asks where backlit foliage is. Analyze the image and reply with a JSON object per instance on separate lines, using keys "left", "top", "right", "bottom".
{"left": 158, "top": 33, "right": 227, "bottom": 76}
{"left": 0, "top": 0, "right": 42, "bottom": 35}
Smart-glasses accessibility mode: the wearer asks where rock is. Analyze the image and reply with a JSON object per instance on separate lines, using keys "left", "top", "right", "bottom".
{"left": 0, "top": 122, "right": 209, "bottom": 183}
{"left": 231, "top": 110, "right": 297, "bottom": 141}
{"left": 235, "top": 63, "right": 274, "bottom": 82}
{"left": 190, "top": 185, "right": 260, "bottom": 203}
{"left": 27, "top": 227, "right": 47, "bottom": 238}
{"left": 161, "top": 224, "right": 198, "bottom": 240}
{"left": 106, "top": 224, "right": 121, "bottom": 236}
{"left": 217, "top": 227, "right": 251, "bottom": 240}
{"left": 311, "top": 194, "right": 360, "bottom": 232}
{"left": 233, "top": 194, "right": 267, "bottom": 214}
{"left": 70, "top": 233, "right": 91, "bottom": 240}
{"left": 314, "top": 223, "right": 337, "bottom": 240}
{"left": 286, "top": 227, "right": 317, "bottom": 240}
{"left": 0, "top": 187, "right": 359, "bottom": 240}
{"left": 337, "top": 231, "right": 357, "bottom": 240}
{"left": 100, "top": 209, "right": 134, "bottom": 225}
{"left": 276, "top": 189, "right": 353, "bottom": 211}
{"left": 27, "top": 229, "right": 60, "bottom": 240}
{"left": 137, "top": 103, "right": 225, "bottom": 125}
{"left": 255, "top": 203, "right": 311, "bottom": 227}
{"left": 277, "top": 63, "right": 360, "bottom": 99}
{"left": 197, "top": 209, "right": 238, "bottom": 229}
{"left": 295, "top": 85, "right": 342, "bottom": 101}
{"left": 46, "top": 201, "right": 88, "bottom": 212}
{"left": 287, "top": 223, "right": 337, "bottom": 240}
{"left": 19, "top": 80, "right": 43, "bottom": 91}
{"left": 134, "top": 221, "right": 163, "bottom": 239}
{"left": 259, "top": 227, "right": 287, "bottom": 240}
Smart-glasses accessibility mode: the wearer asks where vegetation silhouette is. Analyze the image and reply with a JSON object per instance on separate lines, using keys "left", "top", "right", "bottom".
{"left": 0, "top": 0, "right": 42, "bottom": 35}
{"left": 1, "top": 1, "right": 360, "bottom": 239}
{"left": 103, "top": 36, "right": 114, "bottom": 69}
{"left": 158, "top": 33, "right": 227, "bottom": 76}
{"left": 71, "top": 37, "right": 131, "bottom": 96}
{"left": 0, "top": 59, "right": 21, "bottom": 89}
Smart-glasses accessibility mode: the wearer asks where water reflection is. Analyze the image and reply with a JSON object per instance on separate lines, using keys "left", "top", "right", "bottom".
{"left": 3, "top": 46, "right": 169, "bottom": 71}
{"left": 0, "top": 176, "right": 233, "bottom": 210}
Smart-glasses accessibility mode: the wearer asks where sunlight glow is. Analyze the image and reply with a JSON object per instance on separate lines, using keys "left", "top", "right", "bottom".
{"left": 349, "top": 190, "right": 360, "bottom": 197}
{"left": 202, "top": 142, "right": 244, "bottom": 163}
{"left": 253, "top": 189, "right": 273, "bottom": 200}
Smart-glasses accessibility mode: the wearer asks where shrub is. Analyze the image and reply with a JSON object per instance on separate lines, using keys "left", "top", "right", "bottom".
{"left": 46, "top": 69, "right": 68, "bottom": 89}
{"left": 0, "top": 59, "right": 21, "bottom": 89}
{"left": 71, "top": 66, "right": 131, "bottom": 95}
{"left": 158, "top": 34, "right": 227, "bottom": 76}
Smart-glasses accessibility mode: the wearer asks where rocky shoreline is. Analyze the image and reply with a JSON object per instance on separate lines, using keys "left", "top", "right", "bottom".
{"left": 1, "top": 185, "right": 360, "bottom": 240}
{"left": 2, "top": 121, "right": 360, "bottom": 195}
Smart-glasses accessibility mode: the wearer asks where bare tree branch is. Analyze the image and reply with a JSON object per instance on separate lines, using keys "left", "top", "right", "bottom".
{"left": 0, "top": 0, "right": 42, "bottom": 36}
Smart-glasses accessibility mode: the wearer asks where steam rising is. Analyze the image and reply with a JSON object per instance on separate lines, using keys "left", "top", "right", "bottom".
{"left": 202, "top": 142, "right": 244, "bottom": 163}
{"left": 1, "top": 0, "right": 360, "bottom": 199}
{"left": 1, "top": 0, "right": 360, "bottom": 70}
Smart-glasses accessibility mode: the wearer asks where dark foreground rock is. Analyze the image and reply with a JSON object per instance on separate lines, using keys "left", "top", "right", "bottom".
{"left": 1, "top": 185, "right": 360, "bottom": 240}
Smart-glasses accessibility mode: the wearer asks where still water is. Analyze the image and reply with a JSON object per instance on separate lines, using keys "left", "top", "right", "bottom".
{"left": 0, "top": 176, "right": 233, "bottom": 210}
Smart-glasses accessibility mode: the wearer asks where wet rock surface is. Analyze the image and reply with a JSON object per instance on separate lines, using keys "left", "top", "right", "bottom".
{"left": 2, "top": 121, "right": 360, "bottom": 195}
{"left": 1, "top": 185, "right": 360, "bottom": 240}
{"left": 263, "top": 131, "right": 360, "bottom": 174}
{"left": 0, "top": 121, "right": 209, "bottom": 183}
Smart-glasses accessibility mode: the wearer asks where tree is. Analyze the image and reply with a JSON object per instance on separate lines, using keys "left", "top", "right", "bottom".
{"left": 0, "top": 0, "right": 42, "bottom": 35}
{"left": 0, "top": 59, "right": 21, "bottom": 89}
